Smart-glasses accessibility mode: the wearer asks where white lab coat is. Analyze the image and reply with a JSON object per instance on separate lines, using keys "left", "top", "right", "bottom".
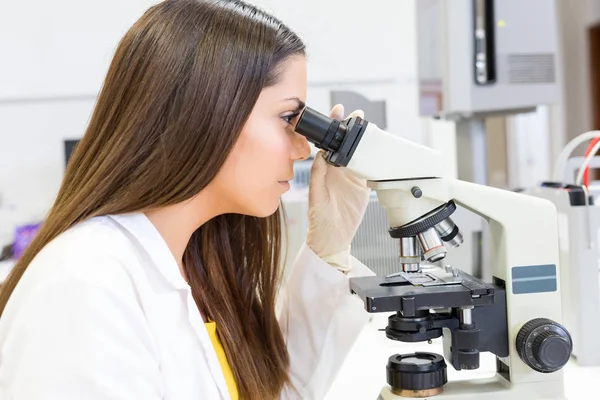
{"left": 0, "top": 213, "right": 373, "bottom": 399}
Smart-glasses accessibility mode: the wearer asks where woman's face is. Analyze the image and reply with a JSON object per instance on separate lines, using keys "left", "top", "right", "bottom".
{"left": 211, "top": 55, "right": 310, "bottom": 217}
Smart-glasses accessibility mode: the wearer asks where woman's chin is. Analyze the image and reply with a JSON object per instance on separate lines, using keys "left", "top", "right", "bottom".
{"left": 240, "top": 200, "right": 280, "bottom": 219}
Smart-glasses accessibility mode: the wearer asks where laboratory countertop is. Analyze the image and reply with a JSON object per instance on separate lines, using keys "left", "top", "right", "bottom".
{"left": 325, "top": 313, "right": 600, "bottom": 400}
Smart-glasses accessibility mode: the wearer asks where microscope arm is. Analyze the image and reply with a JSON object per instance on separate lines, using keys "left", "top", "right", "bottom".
{"left": 340, "top": 119, "right": 561, "bottom": 280}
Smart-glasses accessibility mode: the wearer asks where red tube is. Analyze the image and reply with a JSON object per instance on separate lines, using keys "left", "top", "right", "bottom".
{"left": 583, "top": 137, "right": 600, "bottom": 186}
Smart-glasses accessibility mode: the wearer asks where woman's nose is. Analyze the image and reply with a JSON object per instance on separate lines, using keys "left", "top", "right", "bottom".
{"left": 291, "top": 133, "right": 311, "bottom": 161}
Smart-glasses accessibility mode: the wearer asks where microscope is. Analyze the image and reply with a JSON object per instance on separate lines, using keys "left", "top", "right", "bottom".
{"left": 294, "top": 108, "right": 573, "bottom": 399}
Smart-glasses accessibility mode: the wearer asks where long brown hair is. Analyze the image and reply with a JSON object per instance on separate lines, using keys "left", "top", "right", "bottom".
{"left": 0, "top": 1, "right": 305, "bottom": 398}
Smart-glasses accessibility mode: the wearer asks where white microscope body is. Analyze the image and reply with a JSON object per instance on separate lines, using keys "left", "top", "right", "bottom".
{"left": 295, "top": 108, "right": 570, "bottom": 399}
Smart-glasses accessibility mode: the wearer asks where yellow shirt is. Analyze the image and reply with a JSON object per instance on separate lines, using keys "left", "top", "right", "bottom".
{"left": 205, "top": 321, "right": 239, "bottom": 400}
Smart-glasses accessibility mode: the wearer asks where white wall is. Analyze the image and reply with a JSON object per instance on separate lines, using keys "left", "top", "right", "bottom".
{"left": 0, "top": 98, "right": 96, "bottom": 237}
{"left": 0, "top": 0, "right": 163, "bottom": 245}
{"left": 0, "top": 0, "right": 421, "bottom": 246}
{"left": 248, "top": 0, "right": 416, "bottom": 84}
{"left": 249, "top": 0, "right": 421, "bottom": 141}
{"left": 0, "top": 0, "right": 159, "bottom": 100}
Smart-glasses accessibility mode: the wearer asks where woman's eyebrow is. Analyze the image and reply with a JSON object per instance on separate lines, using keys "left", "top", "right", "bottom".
{"left": 283, "top": 97, "right": 306, "bottom": 111}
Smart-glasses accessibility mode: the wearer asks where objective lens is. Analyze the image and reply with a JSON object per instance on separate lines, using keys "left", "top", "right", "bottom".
{"left": 417, "top": 227, "right": 447, "bottom": 262}
{"left": 295, "top": 107, "right": 347, "bottom": 152}
{"left": 434, "top": 217, "right": 463, "bottom": 248}
{"left": 399, "top": 237, "right": 420, "bottom": 272}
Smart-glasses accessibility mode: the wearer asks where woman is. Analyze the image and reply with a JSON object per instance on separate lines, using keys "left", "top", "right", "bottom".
{"left": 0, "top": 0, "right": 373, "bottom": 399}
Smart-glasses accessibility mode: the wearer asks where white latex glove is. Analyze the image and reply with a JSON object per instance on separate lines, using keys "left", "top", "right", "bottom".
{"left": 306, "top": 104, "right": 371, "bottom": 273}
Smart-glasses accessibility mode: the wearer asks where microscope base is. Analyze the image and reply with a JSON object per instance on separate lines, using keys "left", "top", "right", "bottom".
{"left": 378, "top": 374, "right": 567, "bottom": 399}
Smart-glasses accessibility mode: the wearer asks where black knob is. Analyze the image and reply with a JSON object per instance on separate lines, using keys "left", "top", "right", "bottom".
{"left": 411, "top": 186, "right": 423, "bottom": 198}
{"left": 387, "top": 352, "right": 447, "bottom": 396}
{"left": 516, "top": 318, "right": 572, "bottom": 373}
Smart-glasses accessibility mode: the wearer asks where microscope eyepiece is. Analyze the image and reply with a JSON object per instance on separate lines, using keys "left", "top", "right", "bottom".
{"left": 295, "top": 107, "right": 347, "bottom": 153}
{"left": 294, "top": 107, "right": 368, "bottom": 167}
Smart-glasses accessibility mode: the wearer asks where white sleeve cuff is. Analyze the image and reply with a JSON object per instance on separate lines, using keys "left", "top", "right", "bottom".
{"left": 319, "top": 248, "right": 352, "bottom": 273}
{"left": 319, "top": 246, "right": 377, "bottom": 278}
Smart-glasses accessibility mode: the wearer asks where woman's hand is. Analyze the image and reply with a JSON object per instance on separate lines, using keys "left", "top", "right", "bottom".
{"left": 305, "top": 104, "right": 371, "bottom": 272}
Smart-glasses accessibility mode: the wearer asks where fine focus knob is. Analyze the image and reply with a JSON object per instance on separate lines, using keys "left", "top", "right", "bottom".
{"left": 516, "top": 318, "right": 572, "bottom": 373}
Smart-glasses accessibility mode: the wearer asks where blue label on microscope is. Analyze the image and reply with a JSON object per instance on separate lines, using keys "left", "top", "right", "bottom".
{"left": 511, "top": 264, "right": 557, "bottom": 294}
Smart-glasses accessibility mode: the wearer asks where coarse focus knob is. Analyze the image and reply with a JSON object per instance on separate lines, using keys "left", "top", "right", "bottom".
{"left": 516, "top": 318, "right": 572, "bottom": 373}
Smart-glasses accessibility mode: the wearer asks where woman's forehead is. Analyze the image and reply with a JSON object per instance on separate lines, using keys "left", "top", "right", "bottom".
{"left": 268, "top": 56, "right": 307, "bottom": 100}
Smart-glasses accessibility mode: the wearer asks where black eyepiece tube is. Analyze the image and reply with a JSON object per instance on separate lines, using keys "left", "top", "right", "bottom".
{"left": 295, "top": 107, "right": 346, "bottom": 152}
{"left": 295, "top": 107, "right": 332, "bottom": 144}
{"left": 294, "top": 106, "right": 367, "bottom": 167}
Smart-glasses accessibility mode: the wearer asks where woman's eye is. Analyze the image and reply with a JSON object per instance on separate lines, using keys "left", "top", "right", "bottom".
{"left": 281, "top": 112, "right": 300, "bottom": 125}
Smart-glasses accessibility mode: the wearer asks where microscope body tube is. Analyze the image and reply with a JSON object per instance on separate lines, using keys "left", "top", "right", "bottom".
{"left": 344, "top": 122, "right": 443, "bottom": 182}
{"left": 343, "top": 122, "right": 451, "bottom": 229}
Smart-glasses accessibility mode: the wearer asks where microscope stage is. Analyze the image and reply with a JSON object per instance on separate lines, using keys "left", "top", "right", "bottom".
{"left": 349, "top": 268, "right": 495, "bottom": 315}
